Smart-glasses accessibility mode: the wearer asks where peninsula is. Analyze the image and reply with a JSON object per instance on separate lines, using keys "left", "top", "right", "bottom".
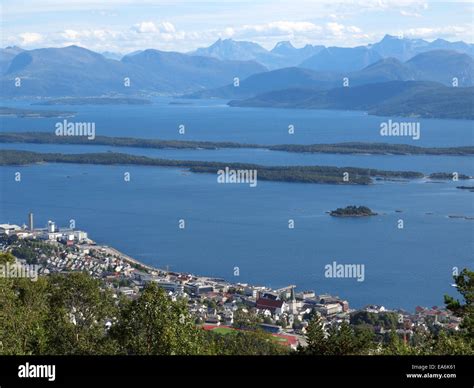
{"left": 1, "top": 132, "right": 473, "bottom": 156}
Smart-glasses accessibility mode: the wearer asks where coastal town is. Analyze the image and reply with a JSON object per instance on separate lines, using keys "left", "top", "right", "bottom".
{"left": 0, "top": 213, "right": 463, "bottom": 350}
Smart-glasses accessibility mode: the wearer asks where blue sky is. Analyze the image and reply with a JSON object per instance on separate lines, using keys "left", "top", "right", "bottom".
{"left": 1, "top": 0, "right": 473, "bottom": 53}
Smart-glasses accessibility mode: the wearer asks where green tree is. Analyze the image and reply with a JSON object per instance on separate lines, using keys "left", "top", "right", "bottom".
{"left": 206, "top": 330, "right": 289, "bottom": 355}
{"left": 111, "top": 282, "right": 207, "bottom": 355}
{"left": 303, "top": 314, "right": 328, "bottom": 355}
{"left": 0, "top": 252, "right": 15, "bottom": 265}
{"left": 0, "top": 252, "right": 50, "bottom": 355}
{"left": 431, "top": 330, "right": 474, "bottom": 355}
{"left": 44, "top": 272, "right": 118, "bottom": 355}
{"left": 381, "top": 331, "right": 419, "bottom": 355}
{"left": 232, "top": 308, "right": 259, "bottom": 330}
{"left": 326, "top": 321, "right": 360, "bottom": 355}
{"left": 303, "top": 317, "right": 374, "bottom": 355}
{"left": 444, "top": 268, "right": 474, "bottom": 338}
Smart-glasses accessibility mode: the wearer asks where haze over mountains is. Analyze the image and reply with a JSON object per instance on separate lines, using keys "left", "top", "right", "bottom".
{"left": 0, "top": 34, "right": 473, "bottom": 119}
{"left": 187, "top": 49, "right": 474, "bottom": 99}
{"left": 0, "top": 45, "right": 265, "bottom": 97}
{"left": 190, "top": 34, "right": 474, "bottom": 71}
{"left": 369, "top": 34, "right": 474, "bottom": 61}
{"left": 190, "top": 38, "right": 324, "bottom": 69}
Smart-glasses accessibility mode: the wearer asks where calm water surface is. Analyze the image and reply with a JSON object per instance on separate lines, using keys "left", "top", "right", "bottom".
{"left": 1, "top": 98, "right": 473, "bottom": 309}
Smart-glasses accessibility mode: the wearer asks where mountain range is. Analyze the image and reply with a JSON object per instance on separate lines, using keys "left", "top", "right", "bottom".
{"left": 0, "top": 35, "right": 473, "bottom": 116}
{"left": 190, "top": 34, "right": 474, "bottom": 71}
{"left": 190, "top": 35, "right": 474, "bottom": 71}
{"left": 0, "top": 45, "right": 265, "bottom": 97}
{"left": 369, "top": 35, "right": 474, "bottom": 61}
{"left": 190, "top": 38, "right": 324, "bottom": 69}
{"left": 186, "top": 49, "right": 474, "bottom": 99}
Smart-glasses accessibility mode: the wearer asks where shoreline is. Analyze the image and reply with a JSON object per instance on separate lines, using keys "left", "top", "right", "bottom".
{"left": 1, "top": 217, "right": 464, "bottom": 316}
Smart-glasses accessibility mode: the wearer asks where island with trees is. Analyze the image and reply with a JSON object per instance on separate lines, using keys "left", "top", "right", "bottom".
{"left": 330, "top": 205, "right": 377, "bottom": 217}
{"left": 0, "top": 149, "right": 427, "bottom": 185}
{"left": 1, "top": 132, "right": 473, "bottom": 156}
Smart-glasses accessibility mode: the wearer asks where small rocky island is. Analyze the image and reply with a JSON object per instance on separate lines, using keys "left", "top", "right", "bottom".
{"left": 330, "top": 205, "right": 377, "bottom": 217}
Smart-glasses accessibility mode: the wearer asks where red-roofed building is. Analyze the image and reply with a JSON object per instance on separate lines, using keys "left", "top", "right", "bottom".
{"left": 256, "top": 297, "right": 286, "bottom": 314}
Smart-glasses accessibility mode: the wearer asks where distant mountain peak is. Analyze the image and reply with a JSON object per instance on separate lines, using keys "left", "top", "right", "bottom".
{"left": 274, "top": 41, "right": 294, "bottom": 49}
{"left": 210, "top": 38, "right": 256, "bottom": 47}
{"left": 381, "top": 34, "right": 400, "bottom": 41}
{"left": 64, "top": 44, "right": 84, "bottom": 50}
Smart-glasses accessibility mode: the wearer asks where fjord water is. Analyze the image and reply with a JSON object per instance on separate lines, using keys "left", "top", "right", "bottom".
{"left": 1, "top": 97, "right": 473, "bottom": 146}
{"left": 1, "top": 98, "right": 473, "bottom": 309}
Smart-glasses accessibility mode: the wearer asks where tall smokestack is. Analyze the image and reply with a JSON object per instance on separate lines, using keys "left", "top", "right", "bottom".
{"left": 28, "top": 212, "right": 34, "bottom": 231}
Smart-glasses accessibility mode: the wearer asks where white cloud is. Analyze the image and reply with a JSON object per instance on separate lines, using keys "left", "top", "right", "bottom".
{"left": 400, "top": 10, "right": 422, "bottom": 17}
{"left": 132, "top": 21, "right": 159, "bottom": 33}
{"left": 213, "top": 20, "right": 370, "bottom": 48}
{"left": 238, "top": 21, "right": 322, "bottom": 37}
{"left": 18, "top": 32, "right": 43, "bottom": 45}
{"left": 4, "top": 5, "right": 471, "bottom": 54}
{"left": 131, "top": 21, "right": 176, "bottom": 34}
{"left": 403, "top": 25, "right": 471, "bottom": 39}
{"left": 347, "top": 26, "right": 362, "bottom": 33}
{"left": 326, "top": 22, "right": 345, "bottom": 36}
{"left": 33, "top": 19, "right": 369, "bottom": 51}
{"left": 161, "top": 22, "right": 176, "bottom": 33}
{"left": 347, "top": 0, "right": 428, "bottom": 11}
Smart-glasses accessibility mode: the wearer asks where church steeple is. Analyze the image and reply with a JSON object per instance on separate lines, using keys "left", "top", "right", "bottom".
{"left": 288, "top": 286, "right": 297, "bottom": 314}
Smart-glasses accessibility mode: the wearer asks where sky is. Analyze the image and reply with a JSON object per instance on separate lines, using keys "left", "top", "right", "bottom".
{"left": 1, "top": 0, "right": 473, "bottom": 54}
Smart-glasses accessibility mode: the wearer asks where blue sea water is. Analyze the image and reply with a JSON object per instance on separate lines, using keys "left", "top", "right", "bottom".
{"left": 1, "top": 96, "right": 473, "bottom": 146}
{"left": 0, "top": 98, "right": 473, "bottom": 310}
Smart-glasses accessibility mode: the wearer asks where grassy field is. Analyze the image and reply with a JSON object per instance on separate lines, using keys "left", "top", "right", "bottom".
{"left": 210, "top": 327, "right": 236, "bottom": 335}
